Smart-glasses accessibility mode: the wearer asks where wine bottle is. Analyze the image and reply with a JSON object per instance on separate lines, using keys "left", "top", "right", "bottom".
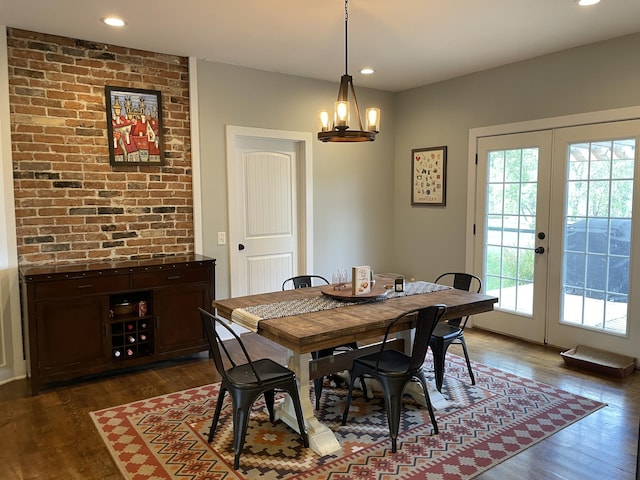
{"left": 139, "top": 334, "right": 147, "bottom": 342}
{"left": 139, "top": 322, "right": 147, "bottom": 329}
{"left": 113, "top": 349, "right": 122, "bottom": 358}
{"left": 128, "top": 335, "right": 136, "bottom": 344}
{"left": 126, "top": 348, "right": 134, "bottom": 356}
{"left": 126, "top": 323, "right": 134, "bottom": 331}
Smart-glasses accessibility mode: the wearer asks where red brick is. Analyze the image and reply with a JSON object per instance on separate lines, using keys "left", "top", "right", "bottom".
{"left": 9, "top": 28, "right": 194, "bottom": 265}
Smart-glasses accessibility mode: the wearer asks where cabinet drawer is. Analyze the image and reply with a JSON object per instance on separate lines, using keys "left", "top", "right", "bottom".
{"left": 131, "top": 266, "right": 211, "bottom": 289}
{"left": 35, "top": 275, "right": 129, "bottom": 300}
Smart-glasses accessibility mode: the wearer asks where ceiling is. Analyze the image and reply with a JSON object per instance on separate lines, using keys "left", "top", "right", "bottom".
{"left": 1, "top": 0, "right": 640, "bottom": 92}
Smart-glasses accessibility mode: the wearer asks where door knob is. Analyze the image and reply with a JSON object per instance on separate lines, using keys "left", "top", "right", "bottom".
{"left": 238, "top": 244, "right": 245, "bottom": 251}
{"left": 534, "top": 246, "right": 545, "bottom": 254}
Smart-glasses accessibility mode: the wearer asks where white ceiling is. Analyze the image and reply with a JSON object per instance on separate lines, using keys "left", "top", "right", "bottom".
{"left": 1, "top": 0, "right": 639, "bottom": 92}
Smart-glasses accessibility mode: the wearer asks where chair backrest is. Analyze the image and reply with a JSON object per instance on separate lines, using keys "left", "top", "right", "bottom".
{"left": 282, "top": 274, "right": 329, "bottom": 290}
{"left": 434, "top": 272, "right": 481, "bottom": 328}
{"left": 199, "top": 308, "right": 264, "bottom": 384}
{"left": 378, "top": 304, "right": 447, "bottom": 372}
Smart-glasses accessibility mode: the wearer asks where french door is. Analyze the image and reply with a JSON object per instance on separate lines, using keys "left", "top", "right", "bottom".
{"left": 473, "top": 131, "right": 552, "bottom": 343}
{"left": 474, "top": 120, "right": 640, "bottom": 355}
{"left": 547, "top": 121, "right": 639, "bottom": 353}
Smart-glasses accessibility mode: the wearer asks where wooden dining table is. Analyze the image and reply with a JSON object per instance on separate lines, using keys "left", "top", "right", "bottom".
{"left": 213, "top": 279, "right": 498, "bottom": 455}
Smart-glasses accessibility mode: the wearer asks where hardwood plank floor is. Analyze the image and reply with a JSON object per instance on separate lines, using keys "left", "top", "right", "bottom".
{"left": 0, "top": 328, "right": 637, "bottom": 479}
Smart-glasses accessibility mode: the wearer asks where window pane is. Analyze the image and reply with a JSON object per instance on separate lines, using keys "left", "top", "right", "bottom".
{"left": 561, "top": 138, "right": 634, "bottom": 335}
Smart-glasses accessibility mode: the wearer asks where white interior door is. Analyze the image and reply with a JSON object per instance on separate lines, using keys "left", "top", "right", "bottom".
{"left": 473, "top": 131, "right": 552, "bottom": 343}
{"left": 226, "top": 127, "right": 313, "bottom": 297}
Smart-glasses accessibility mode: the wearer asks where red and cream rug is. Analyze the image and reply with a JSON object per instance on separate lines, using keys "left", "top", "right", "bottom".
{"left": 90, "top": 355, "right": 605, "bottom": 479}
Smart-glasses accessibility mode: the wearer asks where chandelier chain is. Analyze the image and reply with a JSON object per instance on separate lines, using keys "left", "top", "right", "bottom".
{"left": 344, "top": 0, "right": 349, "bottom": 75}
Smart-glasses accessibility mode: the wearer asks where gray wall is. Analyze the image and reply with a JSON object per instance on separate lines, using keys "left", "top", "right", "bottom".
{"left": 195, "top": 62, "right": 396, "bottom": 299}
{"left": 196, "top": 33, "right": 640, "bottom": 300}
{"left": 393, "top": 33, "right": 640, "bottom": 282}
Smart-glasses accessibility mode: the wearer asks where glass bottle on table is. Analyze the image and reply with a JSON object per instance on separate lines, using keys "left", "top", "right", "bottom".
{"left": 332, "top": 269, "right": 341, "bottom": 285}
{"left": 340, "top": 269, "right": 348, "bottom": 285}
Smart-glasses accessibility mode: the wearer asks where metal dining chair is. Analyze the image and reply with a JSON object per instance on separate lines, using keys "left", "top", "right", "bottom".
{"left": 341, "top": 304, "right": 446, "bottom": 453}
{"left": 430, "top": 272, "right": 482, "bottom": 392}
{"left": 282, "top": 274, "right": 330, "bottom": 290}
{"left": 282, "top": 274, "right": 368, "bottom": 409}
{"left": 199, "top": 308, "right": 308, "bottom": 470}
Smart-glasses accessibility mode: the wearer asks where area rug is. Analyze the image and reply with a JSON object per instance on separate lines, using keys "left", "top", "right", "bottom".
{"left": 90, "top": 354, "right": 605, "bottom": 479}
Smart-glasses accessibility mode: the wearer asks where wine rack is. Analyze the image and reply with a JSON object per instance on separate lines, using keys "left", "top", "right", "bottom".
{"left": 110, "top": 293, "right": 153, "bottom": 360}
{"left": 111, "top": 318, "right": 153, "bottom": 359}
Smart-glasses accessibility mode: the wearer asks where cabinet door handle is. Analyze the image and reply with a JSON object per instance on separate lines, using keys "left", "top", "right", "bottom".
{"left": 104, "top": 324, "right": 109, "bottom": 336}
{"left": 167, "top": 275, "right": 181, "bottom": 280}
{"left": 77, "top": 284, "right": 93, "bottom": 289}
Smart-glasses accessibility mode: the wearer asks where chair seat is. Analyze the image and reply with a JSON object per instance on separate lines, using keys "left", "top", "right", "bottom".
{"left": 431, "top": 323, "right": 463, "bottom": 341}
{"left": 356, "top": 349, "right": 412, "bottom": 375}
{"left": 226, "top": 358, "right": 295, "bottom": 386}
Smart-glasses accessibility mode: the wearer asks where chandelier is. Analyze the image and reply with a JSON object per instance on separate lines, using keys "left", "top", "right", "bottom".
{"left": 317, "top": 0, "right": 380, "bottom": 142}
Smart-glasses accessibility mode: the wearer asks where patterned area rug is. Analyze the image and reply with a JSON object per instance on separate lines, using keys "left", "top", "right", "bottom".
{"left": 90, "top": 355, "right": 605, "bottom": 479}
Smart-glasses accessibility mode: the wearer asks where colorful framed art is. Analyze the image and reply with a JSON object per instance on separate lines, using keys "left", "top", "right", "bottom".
{"left": 105, "top": 86, "right": 164, "bottom": 166}
{"left": 411, "top": 146, "right": 447, "bottom": 206}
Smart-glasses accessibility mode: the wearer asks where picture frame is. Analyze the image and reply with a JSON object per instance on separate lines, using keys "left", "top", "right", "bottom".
{"left": 411, "top": 146, "right": 447, "bottom": 206}
{"left": 105, "top": 86, "right": 164, "bottom": 166}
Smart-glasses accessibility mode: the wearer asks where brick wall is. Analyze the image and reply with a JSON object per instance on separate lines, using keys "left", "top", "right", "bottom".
{"left": 7, "top": 28, "right": 194, "bottom": 266}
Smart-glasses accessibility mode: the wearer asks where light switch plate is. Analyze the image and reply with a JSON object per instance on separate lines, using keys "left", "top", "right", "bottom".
{"left": 217, "top": 232, "right": 226, "bottom": 245}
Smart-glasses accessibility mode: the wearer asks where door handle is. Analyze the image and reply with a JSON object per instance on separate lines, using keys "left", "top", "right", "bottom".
{"left": 535, "top": 246, "right": 545, "bottom": 254}
{"left": 238, "top": 244, "right": 245, "bottom": 251}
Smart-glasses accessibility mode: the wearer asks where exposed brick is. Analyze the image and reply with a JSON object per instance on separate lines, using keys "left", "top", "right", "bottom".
{"left": 8, "top": 27, "right": 194, "bottom": 266}
{"left": 113, "top": 231, "right": 138, "bottom": 240}
{"left": 98, "top": 207, "right": 124, "bottom": 215}
{"left": 69, "top": 207, "right": 97, "bottom": 215}
{"left": 152, "top": 207, "right": 176, "bottom": 214}
{"left": 24, "top": 235, "right": 55, "bottom": 244}
{"left": 53, "top": 181, "right": 82, "bottom": 188}
{"left": 41, "top": 243, "right": 71, "bottom": 252}
{"left": 102, "top": 241, "right": 125, "bottom": 248}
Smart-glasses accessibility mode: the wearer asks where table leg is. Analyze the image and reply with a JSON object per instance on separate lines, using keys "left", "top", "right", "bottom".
{"left": 275, "top": 350, "right": 342, "bottom": 456}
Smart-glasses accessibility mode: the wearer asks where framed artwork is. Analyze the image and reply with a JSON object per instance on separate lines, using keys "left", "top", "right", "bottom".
{"left": 411, "top": 146, "right": 447, "bottom": 206}
{"left": 105, "top": 86, "right": 164, "bottom": 166}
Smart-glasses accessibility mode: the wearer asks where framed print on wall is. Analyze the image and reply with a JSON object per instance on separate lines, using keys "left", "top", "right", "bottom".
{"left": 105, "top": 86, "right": 165, "bottom": 166}
{"left": 411, "top": 146, "right": 447, "bottom": 206}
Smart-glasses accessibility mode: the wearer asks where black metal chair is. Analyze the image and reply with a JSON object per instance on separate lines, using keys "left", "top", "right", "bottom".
{"left": 341, "top": 304, "right": 446, "bottom": 453}
{"left": 282, "top": 274, "right": 367, "bottom": 409}
{"left": 282, "top": 274, "right": 330, "bottom": 290}
{"left": 199, "top": 308, "right": 308, "bottom": 470}
{"left": 430, "top": 272, "right": 482, "bottom": 392}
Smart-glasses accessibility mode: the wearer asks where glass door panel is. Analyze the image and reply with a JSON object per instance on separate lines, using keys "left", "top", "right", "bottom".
{"left": 561, "top": 138, "right": 635, "bottom": 335}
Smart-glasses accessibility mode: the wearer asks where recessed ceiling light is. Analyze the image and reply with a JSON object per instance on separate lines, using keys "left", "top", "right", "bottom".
{"left": 576, "top": 0, "right": 600, "bottom": 6}
{"left": 360, "top": 68, "right": 375, "bottom": 75}
{"left": 102, "top": 17, "right": 126, "bottom": 27}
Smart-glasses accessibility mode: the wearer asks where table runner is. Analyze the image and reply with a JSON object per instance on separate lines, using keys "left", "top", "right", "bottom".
{"left": 231, "top": 281, "right": 450, "bottom": 331}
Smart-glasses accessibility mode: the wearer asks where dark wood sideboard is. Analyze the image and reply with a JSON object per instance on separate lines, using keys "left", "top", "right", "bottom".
{"left": 19, "top": 254, "right": 216, "bottom": 394}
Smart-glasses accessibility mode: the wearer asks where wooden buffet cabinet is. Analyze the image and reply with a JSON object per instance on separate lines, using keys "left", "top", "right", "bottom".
{"left": 19, "top": 254, "right": 216, "bottom": 394}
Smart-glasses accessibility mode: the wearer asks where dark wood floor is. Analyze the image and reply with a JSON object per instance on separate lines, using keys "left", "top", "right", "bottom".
{"left": 0, "top": 328, "right": 638, "bottom": 479}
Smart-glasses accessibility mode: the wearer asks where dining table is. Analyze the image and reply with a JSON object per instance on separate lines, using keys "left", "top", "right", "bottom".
{"left": 212, "top": 277, "right": 498, "bottom": 455}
